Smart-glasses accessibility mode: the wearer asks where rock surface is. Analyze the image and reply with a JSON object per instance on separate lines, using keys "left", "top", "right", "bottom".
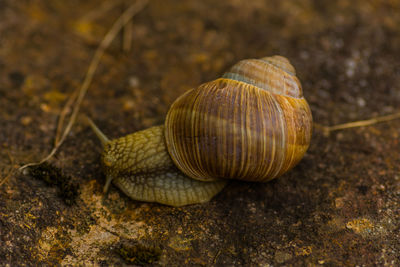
{"left": 0, "top": 0, "right": 399, "bottom": 265}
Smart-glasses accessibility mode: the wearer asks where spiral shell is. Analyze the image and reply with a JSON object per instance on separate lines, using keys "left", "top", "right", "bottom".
{"left": 164, "top": 56, "right": 312, "bottom": 182}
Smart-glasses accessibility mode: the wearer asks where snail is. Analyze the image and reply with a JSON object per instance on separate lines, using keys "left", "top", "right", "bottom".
{"left": 88, "top": 55, "right": 313, "bottom": 207}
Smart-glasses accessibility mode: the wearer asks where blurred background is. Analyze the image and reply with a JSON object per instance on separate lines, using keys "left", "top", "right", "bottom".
{"left": 0, "top": 0, "right": 399, "bottom": 265}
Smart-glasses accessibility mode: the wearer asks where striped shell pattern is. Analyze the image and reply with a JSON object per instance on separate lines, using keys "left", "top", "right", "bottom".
{"left": 165, "top": 56, "right": 313, "bottom": 182}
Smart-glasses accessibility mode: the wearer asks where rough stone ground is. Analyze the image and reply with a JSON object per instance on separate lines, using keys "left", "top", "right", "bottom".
{"left": 0, "top": 0, "right": 399, "bottom": 265}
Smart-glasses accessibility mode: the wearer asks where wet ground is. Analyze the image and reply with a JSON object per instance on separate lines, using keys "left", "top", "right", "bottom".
{"left": 0, "top": 0, "right": 399, "bottom": 265}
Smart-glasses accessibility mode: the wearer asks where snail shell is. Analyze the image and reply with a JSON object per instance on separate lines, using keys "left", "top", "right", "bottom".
{"left": 165, "top": 55, "right": 312, "bottom": 182}
{"left": 91, "top": 55, "right": 312, "bottom": 206}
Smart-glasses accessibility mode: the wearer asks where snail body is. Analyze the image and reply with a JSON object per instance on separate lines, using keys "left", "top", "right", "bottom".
{"left": 90, "top": 56, "right": 312, "bottom": 206}
{"left": 89, "top": 123, "right": 227, "bottom": 207}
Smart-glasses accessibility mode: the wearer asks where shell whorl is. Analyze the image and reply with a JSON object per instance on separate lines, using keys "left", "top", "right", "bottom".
{"left": 165, "top": 56, "right": 312, "bottom": 183}
{"left": 222, "top": 55, "right": 302, "bottom": 98}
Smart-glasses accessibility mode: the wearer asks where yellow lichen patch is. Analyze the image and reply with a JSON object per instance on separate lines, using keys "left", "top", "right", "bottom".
{"left": 44, "top": 90, "right": 67, "bottom": 107}
{"left": 168, "top": 235, "right": 194, "bottom": 251}
{"left": 20, "top": 205, "right": 40, "bottom": 230}
{"left": 346, "top": 218, "right": 374, "bottom": 235}
{"left": 25, "top": 3, "right": 48, "bottom": 23}
{"left": 37, "top": 227, "right": 59, "bottom": 261}
{"left": 334, "top": 197, "right": 345, "bottom": 208}
{"left": 39, "top": 103, "right": 51, "bottom": 113}
{"left": 73, "top": 21, "right": 94, "bottom": 37}
{"left": 70, "top": 20, "right": 104, "bottom": 44}
{"left": 22, "top": 75, "right": 49, "bottom": 96}
{"left": 191, "top": 52, "right": 209, "bottom": 64}
{"left": 122, "top": 99, "right": 135, "bottom": 111}
{"left": 61, "top": 179, "right": 150, "bottom": 265}
{"left": 20, "top": 116, "right": 33, "bottom": 126}
{"left": 294, "top": 246, "right": 312, "bottom": 256}
{"left": 63, "top": 225, "right": 119, "bottom": 265}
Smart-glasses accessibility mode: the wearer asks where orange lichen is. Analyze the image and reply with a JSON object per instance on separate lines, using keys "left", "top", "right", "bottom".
{"left": 346, "top": 218, "right": 374, "bottom": 235}
{"left": 295, "top": 246, "right": 312, "bottom": 256}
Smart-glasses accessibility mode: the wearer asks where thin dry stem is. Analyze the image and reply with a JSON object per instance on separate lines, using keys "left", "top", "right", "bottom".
{"left": 19, "top": 0, "right": 149, "bottom": 171}
{"left": 0, "top": 150, "right": 16, "bottom": 188}
{"left": 123, "top": 0, "right": 133, "bottom": 52}
{"left": 0, "top": 168, "right": 14, "bottom": 187}
{"left": 55, "top": 88, "right": 79, "bottom": 145}
{"left": 315, "top": 111, "right": 400, "bottom": 136}
{"left": 123, "top": 15, "right": 133, "bottom": 52}
{"left": 81, "top": 0, "right": 125, "bottom": 22}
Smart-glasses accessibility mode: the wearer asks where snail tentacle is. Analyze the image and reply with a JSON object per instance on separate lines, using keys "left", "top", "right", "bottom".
{"left": 86, "top": 117, "right": 110, "bottom": 146}
{"left": 86, "top": 117, "right": 114, "bottom": 192}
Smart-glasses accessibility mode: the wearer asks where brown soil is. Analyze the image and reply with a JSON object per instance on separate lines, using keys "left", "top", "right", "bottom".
{"left": 0, "top": 0, "right": 399, "bottom": 265}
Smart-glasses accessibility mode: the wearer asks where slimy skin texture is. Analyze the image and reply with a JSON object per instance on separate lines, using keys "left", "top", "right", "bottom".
{"left": 95, "top": 124, "right": 227, "bottom": 207}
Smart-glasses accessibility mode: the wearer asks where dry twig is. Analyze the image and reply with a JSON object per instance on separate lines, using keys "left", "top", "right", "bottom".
{"left": 122, "top": 0, "right": 134, "bottom": 52}
{"left": 0, "top": 150, "right": 16, "bottom": 187}
{"left": 81, "top": 0, "right": 125, "bottom": 22}
{"left": 314, "top": 111, "right": 400, "bottom": 136}
{"left": 19, "top": 0, "right": 149, "bottom": 171}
